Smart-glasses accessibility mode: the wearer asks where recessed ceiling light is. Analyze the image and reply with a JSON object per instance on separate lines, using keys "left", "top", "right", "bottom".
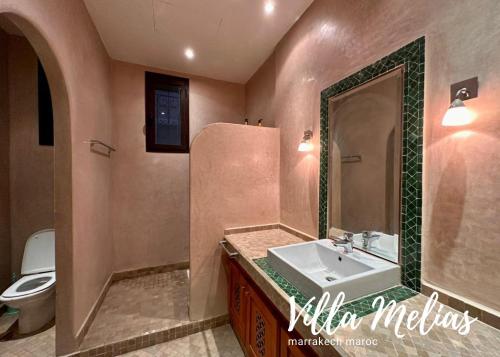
{"left": 264, "top": 2, "right": 275, "bottom": 15}
{"left": 184, "top": 48, "right": 195, "bottom": 60}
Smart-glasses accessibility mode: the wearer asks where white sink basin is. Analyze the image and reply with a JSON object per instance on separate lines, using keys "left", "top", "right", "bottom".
{"left": 267, "top": 240, "right": 400, "bottom": 303}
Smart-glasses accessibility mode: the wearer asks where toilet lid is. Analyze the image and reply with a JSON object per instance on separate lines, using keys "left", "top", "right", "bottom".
{"left": 1, "top": 272, "right": 55, "bottom": 299}
{"left": 21, "top": 229, "right": 55, "bottom": 275}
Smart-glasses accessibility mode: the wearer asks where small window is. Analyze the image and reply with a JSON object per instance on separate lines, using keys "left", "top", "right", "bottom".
{"left": 38, "top": 60, "right": 54, "bottom": 146}
{"left": 145, "top": 72, "right": 189, "bottom": 153}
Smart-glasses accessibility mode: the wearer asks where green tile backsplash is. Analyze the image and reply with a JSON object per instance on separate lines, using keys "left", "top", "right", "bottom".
{"left": 318, "top": 37, "right": 425, "bottom": 291}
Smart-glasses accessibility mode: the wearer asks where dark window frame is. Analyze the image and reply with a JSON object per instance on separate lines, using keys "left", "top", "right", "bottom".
{"left": 145, "top": 71, "right": 189, "bottom": 153}
{"left": 38, "top": 60, "right": 54, "bottom": 146}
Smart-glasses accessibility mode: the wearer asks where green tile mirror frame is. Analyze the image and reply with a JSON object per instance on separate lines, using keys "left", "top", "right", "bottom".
{"left": 319, "top": 37, "right": 425, "bottom": 291}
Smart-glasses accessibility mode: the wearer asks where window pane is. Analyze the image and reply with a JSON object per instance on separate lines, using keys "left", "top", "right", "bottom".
{"left": 145, "top": 72, "right": 189, "bottom": 153}
{"left": 38, "top": 60, "right": 54, "bottom": 146}
{"left": 155, "top": 89, "right": 181, "bottom": 146}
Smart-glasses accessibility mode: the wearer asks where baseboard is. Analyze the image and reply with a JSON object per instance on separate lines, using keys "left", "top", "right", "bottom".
{"left": 68, "top": 314, "right": 229, "bottom": 357}
{"left": 112, "top": 261, "right": 190, "bottom": 282}
{"left": 75, "top": 273, "right": 113, "bottom": 346}
{"left": 421, "top": 281, "right": 500, "bottom": 330}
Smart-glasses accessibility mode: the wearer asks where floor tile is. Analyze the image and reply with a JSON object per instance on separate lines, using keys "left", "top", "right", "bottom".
{"left": 81, "top": 270, "right": 191, "bottom": 349}
{"left": 118, "top": 325, "right": 243, "bottom": 357}
{"left": 0, "top": 325, "right": 54, "bottom": 357}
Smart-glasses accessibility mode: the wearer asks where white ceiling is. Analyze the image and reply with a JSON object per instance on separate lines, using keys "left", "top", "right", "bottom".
{"left": 84, "top": 0, "right": 313, "bottom": 83}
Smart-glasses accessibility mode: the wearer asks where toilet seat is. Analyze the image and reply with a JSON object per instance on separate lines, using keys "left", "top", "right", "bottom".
{"left": 0, "top": 272, "right": 55, "bottom": 301}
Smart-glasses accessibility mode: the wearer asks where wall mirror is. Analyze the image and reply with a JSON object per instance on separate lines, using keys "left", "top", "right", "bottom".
{"left": 328, "top": 68, "right": 403, "bottom": 263}
{"left": 319, "top": 38, "right": 425, "bottom": 291}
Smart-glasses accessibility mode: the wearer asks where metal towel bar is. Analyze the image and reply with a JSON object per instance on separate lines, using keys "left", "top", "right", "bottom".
{"left": 219, "top": 240, "right": 239, "bottom": 259}
{"left": 341, "top": 155, "right": 362, "bottom": 163}
{"left": 84, "top": 140, "right": 116, "bottom": 156}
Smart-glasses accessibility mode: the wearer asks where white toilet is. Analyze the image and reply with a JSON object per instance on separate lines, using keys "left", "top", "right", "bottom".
{"left": 0, "top": 229, "right": 56, "bottom": 334}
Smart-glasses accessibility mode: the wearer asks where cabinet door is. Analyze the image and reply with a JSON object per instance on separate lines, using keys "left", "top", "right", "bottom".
{"left": 247, "top": 287, "right": 278, "bottom": 357}
{"left": 229, "top": 262, "right": 248, "bottom": 344}
{"left": 280, "top": 328, "right": 308, "bottom": 357}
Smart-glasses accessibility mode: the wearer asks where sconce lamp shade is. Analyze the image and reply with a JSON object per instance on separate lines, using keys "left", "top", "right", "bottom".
{"left": 298, "top": 141, "right": 314, "bottom": 152}
{"left": 442, "top": 98, "right": 475, "bottom": 126}
{"left": 298, "top": 130, "right": 313, "bottom": 152}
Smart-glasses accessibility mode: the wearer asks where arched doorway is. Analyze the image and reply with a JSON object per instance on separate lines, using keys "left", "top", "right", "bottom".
{"left": 0, "top": 12, "right": 74, "bottom": 354}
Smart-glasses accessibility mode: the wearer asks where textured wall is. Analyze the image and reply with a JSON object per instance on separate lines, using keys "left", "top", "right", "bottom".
{"left": 190, "top": 124, "right": 280, "bottom": 320}
{"left": 245, "top": 55, "right": 276, "bottom": 127}
{"left": 245, "top": 0, "right": 500, "bottom": 311}
{"left": 110, "top": 61, "right": 246, "bottom": 272}
{"left": 0, "top": 29, "right": 10, "bottom": 291}
{"left": 0, "top": 0, "right": 114, "bottom": 353}
{"left": 7, "top": 35, "right": 54, "bottom": 278}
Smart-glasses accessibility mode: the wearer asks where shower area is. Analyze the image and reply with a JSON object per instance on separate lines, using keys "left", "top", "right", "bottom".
{"left": 73, "top": 123, "right": 278, "bottom": 356}
{"left": 79, "top": 267, "right": 193, "bottom": 349}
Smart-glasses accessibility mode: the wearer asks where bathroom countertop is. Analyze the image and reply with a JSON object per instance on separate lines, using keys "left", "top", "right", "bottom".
{"left": 224, "top": 227, "right": 500, "bottom": 357}
{"left": 224, "top": 226, "right": 307, "bottom": 259}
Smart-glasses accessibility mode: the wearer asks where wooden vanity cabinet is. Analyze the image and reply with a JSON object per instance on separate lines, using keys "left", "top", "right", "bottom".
{"left": 227, "top": 259, "right": 317, "bottom": 357}
{"left": 247, "top": 285, "right": 279, "bottom": 357}
{"left": 229, "top": 262, "right": 249, "bottom": 344}
{"left": 280, "top": 329, "right": 308, "bottom": 357}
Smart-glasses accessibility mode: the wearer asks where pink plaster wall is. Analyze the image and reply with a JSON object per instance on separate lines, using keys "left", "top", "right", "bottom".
{"left": 110, "top": 60, "right": 246, "bottom": 272}
{"left": 7, "top": 35, "right": 54, "bottom": 278}
{"left": 190, "top": 124, "right": 280, "bottom": 320}
{"left": 245, "top": 55, "right": 276, "bottom": 127}
{"left": 245, "top": 0, "right": 500, "bottom": 311}
{"left": 0, "top": 28, "right": 10, "bottom": 291}
{"left": 0, "top": 0, "right": 114, "bottom": 353}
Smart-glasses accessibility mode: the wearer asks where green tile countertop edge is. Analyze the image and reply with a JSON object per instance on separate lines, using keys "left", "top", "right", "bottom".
{"left": 254, "top": 257, "right": 417, "bottom": 327}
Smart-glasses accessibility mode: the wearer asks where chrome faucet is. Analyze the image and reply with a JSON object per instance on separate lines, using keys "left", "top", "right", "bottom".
{"left": 362, "top": 231, "right": 380, "bottom": 249}
{"left": 331, "top": 232, "right": 354, "bottom": 253}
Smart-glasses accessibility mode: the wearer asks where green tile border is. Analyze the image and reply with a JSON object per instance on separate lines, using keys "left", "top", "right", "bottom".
{"left": 254, "top": 257, "right": 417, "bottom": 327}
{"left": 318, "top": 37, "right": 425, "bottom": 291}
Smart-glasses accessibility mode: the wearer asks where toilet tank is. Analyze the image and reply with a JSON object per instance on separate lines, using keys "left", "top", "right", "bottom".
{"left": 21, "top": 229, "right": 55, "bottom": 275}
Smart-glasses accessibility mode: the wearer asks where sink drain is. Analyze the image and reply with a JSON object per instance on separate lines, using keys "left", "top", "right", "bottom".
{"left": 325, "top": 276, "right": 336, "bottom": 282}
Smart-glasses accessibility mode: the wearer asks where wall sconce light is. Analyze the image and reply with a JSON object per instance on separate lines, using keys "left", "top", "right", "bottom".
{"left": 442, "top": 77, "right": 478, "bottom": 126}
{"left": 298, "top": 130, "right": 313, "bottom": 152}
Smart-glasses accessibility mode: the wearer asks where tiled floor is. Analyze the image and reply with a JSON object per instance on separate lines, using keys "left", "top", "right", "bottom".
{"left": 81, "top": 270, "right": 191, "bottom": 350}
{"left": 0, "top": 325, "right": 55, "bottom": 357}
{"left": 118, "top": 325, "right": 243, "bottom": 357}
{"left": 0, "top": 269, "right": 232, "bottom": 357}
{"left": 0, "top": 324, "right": 243, "bottom": 357}
{"left": 0, "top": 312, "right": 18, "bottom": 337}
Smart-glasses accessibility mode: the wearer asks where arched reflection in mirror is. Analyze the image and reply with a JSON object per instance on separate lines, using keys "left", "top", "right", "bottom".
{"left": 328, "top": 68, "right": 403, "bottom": 263}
